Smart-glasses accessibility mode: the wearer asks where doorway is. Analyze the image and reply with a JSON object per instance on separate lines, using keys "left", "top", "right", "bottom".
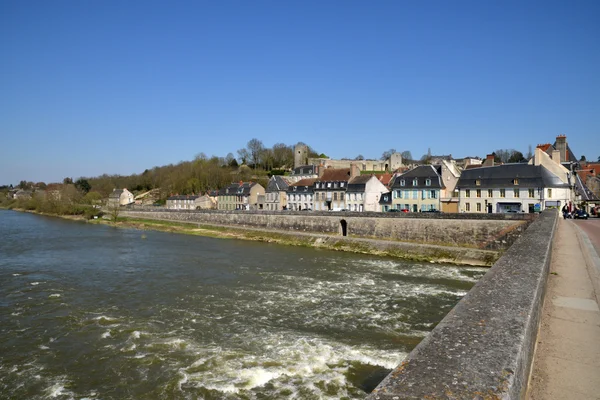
{"left": 340, "top": 219, "right": 347, "bottom": 236}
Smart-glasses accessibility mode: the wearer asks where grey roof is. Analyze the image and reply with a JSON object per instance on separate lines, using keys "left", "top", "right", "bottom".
{"left": 266, "top": 176, "right": 291, "bottom": 193}
{"left": 575, "top": 174, "right": 599, "bottom": 201}
{"left": 346, "top": 175, "right": 372, "bottom": 193}
{"left": 109, "top": 189, "right": 124, "bottom": 198}
{"left": 391, "top": 165, "right": 443, "bottom": 189}
{"left": 379, "top": 191, "right": 392, "bottom": 205}
{"left": 220, "top": 182, "right": 258, "bottom": 196}
{"left": 552, "top": 140, "right": 578, "bottom": 164}
{"left": 457, "top": 164, "right": 569, "bottom": 189}
{"left": 167, "top": 195, "right": 199, "bottom": 200}
{"left": 291, "top": 165, "right": 318, "bottom": 176}
{"left": 287, "top": 179, "right": 315, "bottom": 194}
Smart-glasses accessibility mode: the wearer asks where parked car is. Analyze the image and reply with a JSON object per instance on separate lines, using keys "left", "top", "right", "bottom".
{"left": 388, "top": 209, "right": 400, "bottom": 212}
{"left": 573, "top": 209, "right": 589, "bottom": 219}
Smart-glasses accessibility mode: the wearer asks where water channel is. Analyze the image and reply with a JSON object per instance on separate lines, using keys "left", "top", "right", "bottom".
{"left": 0, "top": 210, "right": 486, "bottom": 399}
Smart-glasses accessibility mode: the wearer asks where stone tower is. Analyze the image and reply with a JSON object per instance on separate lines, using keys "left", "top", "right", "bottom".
{"left": 389, "top": 153, "right": 403, "bottom": 171}
{"left": 294, "top": 143, "right": 308, "bottom": 169}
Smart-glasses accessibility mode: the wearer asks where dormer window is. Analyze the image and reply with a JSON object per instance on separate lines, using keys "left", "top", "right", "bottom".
{"left": 475, "top": 179, "right": 481, "bottom": 186}
{"left": 412, "top": 178, "right": 418, "bottom": 186}
{"left": 341, "top": 182, "right": 345, "bottom": 187}
{"left": 293, "top": 187, "right": 297, "bottom": 191}
{"left": 327, "top": 183, "right": 331, "bottom": 188}
{"left": 425, "top": 179, "right": 431, "bottom": 186}
{"left": 400, "top": 179, "right": 405, "bottom": 186}
{"left": 513, "top": 179, "right": 519, "bottom": 185}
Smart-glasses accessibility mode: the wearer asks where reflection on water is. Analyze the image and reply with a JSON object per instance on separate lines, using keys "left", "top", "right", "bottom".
{"left": 0, "top": 210, "right": 486, "bottom": 399}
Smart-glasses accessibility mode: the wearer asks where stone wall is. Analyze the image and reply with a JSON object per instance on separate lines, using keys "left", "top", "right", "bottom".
{"left": 119, "top": 208, "right": 532, "bottom": 250}
{"left": 368, "top": 209, "right": 558, "bottom": 399}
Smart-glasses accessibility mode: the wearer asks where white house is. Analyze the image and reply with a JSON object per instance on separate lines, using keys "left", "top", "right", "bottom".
{"left": 346, "top": 175, "right": 389, "bottom": 212}
{"left": 108, "top": 188, "right": 135, "bottom": 207}
{"left": 456, "top": 156, "right": 572, "bottom": 214}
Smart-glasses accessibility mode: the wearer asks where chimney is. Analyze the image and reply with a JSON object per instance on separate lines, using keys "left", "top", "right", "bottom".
{"left": 350, "top": 163, "right": 360, "bottom": 179}
{"left": 556, "top": 134, "right": 567, "bottom": 163}
{"left": 551, "top": 149, "right": 561, "bottom": 165}
{"left": 534, "top": 147, "right": 542, "bottom": 166}
{"left": 318, "top": 166, "right": 325, "bottom": 178}
{"left": 484, "top": 154, "right": 495, "bottom": 167}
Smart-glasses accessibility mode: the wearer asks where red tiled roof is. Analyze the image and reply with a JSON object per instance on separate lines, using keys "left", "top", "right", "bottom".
{"left": 537, "top": 143, "right": 553, "bottom": 152}
{"left": 377, "top": 173, "right": 393, "bottom": 185}
{"left": 319, "top": 168, "right": 351, "bottom": 182}
{"left": 291, "top": 178, "right": 317, "bottom": 187}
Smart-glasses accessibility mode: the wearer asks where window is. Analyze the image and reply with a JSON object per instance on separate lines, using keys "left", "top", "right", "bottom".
{"left": 477, "top": 203, "right": 482, "bottom": 212}
{"left": 426, "top": 178, "right": 431, "bottom": 186}
{"left": 476, "top": 189, "right": 481, "bottom": 198}
{"left": 514, "top": 189, "right": 519, "bottom": 198}
{"left": 548, "top": 189, "right": 552, "bottom": 198}
{"left": 500, "top": 189, "right": 506, "bottom": 198}
{"left": 396, "top": 190, "right": 402, "bottom": 199}
{"left": 413, "top": 178, "right": 418, "bottom": 186}
{"left": 513, "top": 178, "right": 519, "bottom": 185}
{"left": 466, "top": 203, "right": 471, "bottom": 212}
{"left": 333, "top": 193, "right": 338, "bottom": 201}
{"left": 340, "top": 193, "right": 344, "bottom": 201}
{"left": 488, "top": 189, "right": 493, "bottom": 197}
{"left": 465, "top": 189, "right": 470, "bottom": 198}
{"left": 412, "top": 190, "right": 418, "bottom": 199}
{"left": 529, "top": 189, "right": 535, "bottom": 198}
{"left": 431, "top": 190, "right": 437, "bottom": 199}
{"left": 327, "top": 183, "right": 331, "bottom": 188}
{"left": 476, "top": 179, "right": 481, "bottom": 186}
{"left": 341, "top": 182, "right": 345, "bottom": 187}
{"left": 400, "top": 179, "right": 405, "bottom": 186}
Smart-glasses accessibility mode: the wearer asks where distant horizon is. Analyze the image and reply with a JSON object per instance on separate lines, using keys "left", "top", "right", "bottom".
{"left": 2, "top": 0, "right": 598, "bottom": 185}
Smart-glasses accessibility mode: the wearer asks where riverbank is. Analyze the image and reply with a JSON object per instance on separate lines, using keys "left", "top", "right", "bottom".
{"left": 5, "top": 208, "right": 499, "bottom": 266}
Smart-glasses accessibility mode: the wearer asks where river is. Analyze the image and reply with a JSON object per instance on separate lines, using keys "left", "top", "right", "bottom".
{"left": 0, "top": 209, "right": 486, "bottom": 399}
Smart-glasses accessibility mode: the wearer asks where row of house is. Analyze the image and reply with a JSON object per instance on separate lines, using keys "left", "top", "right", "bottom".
{"left": 162, "top": 135, "right": 597, "bottom": 214}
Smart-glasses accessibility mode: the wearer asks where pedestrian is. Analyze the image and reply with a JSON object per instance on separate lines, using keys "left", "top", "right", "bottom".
{"left": 562, "top": 204, "right": 569, "bottom": 219}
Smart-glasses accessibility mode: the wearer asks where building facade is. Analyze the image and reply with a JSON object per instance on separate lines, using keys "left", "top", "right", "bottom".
{"left": 457, "top": 163, "right": 572, "bottom": 213}
{"left": 390, "top": 166, "right": 443, "bottom": 212}
{"left": 265, "top": 176, "right": 293, "bottom": 211}
{"left": 108, "top": 188, "right": 134, "bottom": 207}
{"left": 286, "top": 179, "right": 316, "bottom": 211}
{"left": 166, "top": 195, "right": 199, "bottom": 210}
{"left": 346, "top": 175, "right": 389, "bottom": 212}
{"left": 217, "top": 182, "right": 265, "bottom": 211}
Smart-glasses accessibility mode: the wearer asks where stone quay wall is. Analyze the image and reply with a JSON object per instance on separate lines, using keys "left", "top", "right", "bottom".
{"left": 368, "top": 209, "right": 558, "bottom": 399}
{"left": 119, "top": 208, "right": 532, "bottom": 250}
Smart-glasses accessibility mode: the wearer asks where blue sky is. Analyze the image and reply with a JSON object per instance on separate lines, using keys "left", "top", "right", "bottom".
{"left": 1, "top": 0, "right": 598, "bottom": 185}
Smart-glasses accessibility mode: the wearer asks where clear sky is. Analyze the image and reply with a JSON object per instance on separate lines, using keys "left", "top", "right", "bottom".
{"left": 1, "top": 0, "right": 598, "bottom": 185}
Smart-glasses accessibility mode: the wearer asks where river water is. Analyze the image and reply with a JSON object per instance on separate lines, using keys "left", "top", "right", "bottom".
{"left": 0, "top": 210, "right": 486, "bottom": 399}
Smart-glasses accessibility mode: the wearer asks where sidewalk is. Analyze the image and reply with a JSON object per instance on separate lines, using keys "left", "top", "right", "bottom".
{"left": 527, "top": 218, "right": 600, "bottom": 400}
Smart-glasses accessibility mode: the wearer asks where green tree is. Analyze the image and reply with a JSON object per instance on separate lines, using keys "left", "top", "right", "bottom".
{"left": 507, "top": 151, "right": 526, "bottom": 163}
{"left": 75, "top": 178, "right": 91, "bottom": 194}
{"left": 580, "top": 155, "right": 586, "bottom": 162}
{"left": 63, "top": 177, "right": 73, "bottom": 185}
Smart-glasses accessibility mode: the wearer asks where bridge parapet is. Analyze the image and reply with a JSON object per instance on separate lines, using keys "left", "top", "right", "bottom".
{"left": 368, "top": 210, "right": 558, "bottom": 399}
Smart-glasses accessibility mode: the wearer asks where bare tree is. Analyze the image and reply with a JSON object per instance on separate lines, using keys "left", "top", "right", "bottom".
{"left": 401, "top": 151, "right": 413, "bottom": 162}
{"left": 247, "top": 138, "right": 265, "bottom": 168}
{"left": 381, "top": 148, "right": 396, "bottom": 160}
{"left": 237, "top": 148, "right": 250, "bottom": 164}
{"left": 108, "top": 204, "right": 120, "bottom": 223}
